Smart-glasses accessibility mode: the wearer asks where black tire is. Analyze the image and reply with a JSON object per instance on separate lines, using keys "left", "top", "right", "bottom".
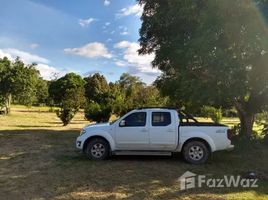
{"left": 85, "top": 138, "right": 110, "bottom": 160}
{"left": 182, "top": 141, "right": 210, "bottom": 164}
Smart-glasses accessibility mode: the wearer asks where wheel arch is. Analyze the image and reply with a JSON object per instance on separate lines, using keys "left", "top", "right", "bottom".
{"left": 181, "top": 137, "right": 213, "bottom": 153}
{"left": 83, "top": 135, "right": 113, "bottom": 152}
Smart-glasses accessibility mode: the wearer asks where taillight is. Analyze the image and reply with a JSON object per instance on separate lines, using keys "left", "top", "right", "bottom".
{"left": 227, "top": 129, "right": 233, "bottom": 140}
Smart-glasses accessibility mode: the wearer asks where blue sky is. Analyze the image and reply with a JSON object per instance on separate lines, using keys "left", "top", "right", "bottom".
{"left": 0, "top": 0, "right": 160, "bottom": 84}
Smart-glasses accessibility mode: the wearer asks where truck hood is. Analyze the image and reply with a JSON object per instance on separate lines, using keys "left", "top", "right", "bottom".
{"left": 84, "top": 122, "right": 111, "bottom": 131}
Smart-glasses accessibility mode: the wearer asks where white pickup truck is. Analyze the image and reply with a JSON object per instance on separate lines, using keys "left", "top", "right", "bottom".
{"left": 76, "top": 108, "right": 234, "bottom": 164}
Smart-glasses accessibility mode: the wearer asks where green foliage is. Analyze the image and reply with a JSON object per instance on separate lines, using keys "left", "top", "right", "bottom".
{"left": 115, "top": 73, "right": 166, "bottom": 115}
{"left": 255, "top": 112, "right": 268, "bottom": 137}
{"left": 201, "top": 106, "right": 223, "bottom": 123}
{"left": 56, "top": 108, "right": 77, "bottom": 126}
{"left": 0, "top": 57, "right": 166, "bottom": 121}
{"left": 49, "top": 73, "right": 85, "bottom": 125}
{"left": 84, "top": 101, "right": 112, "bottom": 123}
{"left": 222, "top": 108, "right": 237, "bottom": 118}
{"left": 10, "top": 60, "right": 41, "bottom": 106}
{"left": 83, "top": 73, "right": 167, "bottom": 120}
{"left": 84, "top": 73, "right": 109, "bottom": 103}
{"left": 49, "top": 72, "right": 85, "bottom": 106}
{"left": 139, "top": 0, "right": 268, "bottom": 135}
{"left": 35, "top": 79, "right": 49, "bottom": 105}
{"left": 0, "top": 57, "right": 47, "bottom": 112}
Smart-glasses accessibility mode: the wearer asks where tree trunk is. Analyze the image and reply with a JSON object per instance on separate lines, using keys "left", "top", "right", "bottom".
{"left": 234, "top": 101, "right": 255, "bottom": 136}
{"left": 5, "top": 94, "right": 11, "bottom": 115}
{"left": 239, "top": 112, "right": 255, "bottom": 136}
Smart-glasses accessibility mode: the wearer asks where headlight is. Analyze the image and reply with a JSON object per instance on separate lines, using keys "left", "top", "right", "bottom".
{"left": 80, "top": 129, "right": 86, "bottom": 136}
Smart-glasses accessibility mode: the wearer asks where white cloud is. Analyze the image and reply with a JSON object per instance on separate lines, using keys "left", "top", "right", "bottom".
{"left": 117, "top": 4, "right": 143, "bottom": 18}
{"left": 114, "top": 41, "right": 160, "bottom": 76}
{"left": 114, "top": 59, "right": 127, "bottom": 67}
{"left": 104, "top": 0, "right": 110, "bottom": 6}
{"left": 0, "top": 49, "right": 13, "bottom": 60}
{"left": 2, "top": 48, "right": 49, "bottom": 64}
{"left": 114, "top": 41, "right": 131, "bottom": 49}
{"left": 106, "top": 38, "right": 112, "bottom": 42}
{"left": 0, "top": 48, "right": 67, "bottom": 80}
{"left": 35, "top": 64, "right": 67, "bottom": 80}
{"left": 102, "top": 22, "right": 111, "bottom": 29}
{"left": 120, "top": 31, "right": 129, "bottom": 35}
{"left": 64, "top": 42, "right": 112, "bottom": 59}
{"left": 78, "top": 18, "right": 95, "bottom": 27}
{"left": 30, "top": 43, "right": 39, "bottom": 49}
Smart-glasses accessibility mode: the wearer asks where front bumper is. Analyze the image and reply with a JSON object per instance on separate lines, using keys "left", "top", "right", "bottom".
{"left": 76, "top": 136, "right": 84, "bottom": 150}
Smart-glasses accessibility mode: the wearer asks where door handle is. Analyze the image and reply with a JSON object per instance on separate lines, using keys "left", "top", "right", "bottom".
{"left": 167, "top": 129, "right": 175, "bottom": 132}
{"left": 141, "top": 129, "right": 148, "bottom": 132}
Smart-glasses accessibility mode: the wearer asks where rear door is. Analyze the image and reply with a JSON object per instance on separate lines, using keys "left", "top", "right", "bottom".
{"left": 149, "top": 111, "right": 177, "bottom": 150}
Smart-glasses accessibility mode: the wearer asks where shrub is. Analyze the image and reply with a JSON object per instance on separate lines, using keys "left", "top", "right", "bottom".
{"left": 84, "top": 102, "right": 111, "bottom": 123}
{"left": 56, "top": 108, "right": 77, "bottom": 126}
{"left": 255, "top": 112, "right": 268, "bottom": 143}
{"left": 201, "top": 106, "right": 222, "bottom": 123}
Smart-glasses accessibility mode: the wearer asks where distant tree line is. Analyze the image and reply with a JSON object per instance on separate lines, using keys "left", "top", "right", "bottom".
{"left": 1, "top": 56, "right": 267, "bottom": 137}
{"left": 0, "top": 57, "right": 48, "bottom": 114}
{"left": 0, "top": 57, "right": 166, "bottom": 125}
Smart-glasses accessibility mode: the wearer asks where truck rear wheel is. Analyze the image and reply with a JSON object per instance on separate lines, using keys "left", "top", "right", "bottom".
{"left": 182, "top": 140, "right": 210, "bottom": 164}
{"left": 85, "top": 138, "right": 110, "bottom": 160}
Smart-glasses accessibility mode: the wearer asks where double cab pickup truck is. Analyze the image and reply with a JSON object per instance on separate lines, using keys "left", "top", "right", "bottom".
{"left": 76, "top": 108, "right": 234, "bottom": 164}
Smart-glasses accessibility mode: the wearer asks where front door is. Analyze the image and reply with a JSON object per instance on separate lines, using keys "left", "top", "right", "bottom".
{"left": 115, "top": 111, "right": 149, "bottom": 150}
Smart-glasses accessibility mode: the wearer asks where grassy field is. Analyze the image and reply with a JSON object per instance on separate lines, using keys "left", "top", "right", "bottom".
{"left": 0, "top": 106, "right": 268, "bottom": 200}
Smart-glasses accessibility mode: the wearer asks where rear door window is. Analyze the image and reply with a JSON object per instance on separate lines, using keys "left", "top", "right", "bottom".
{"left": 152, "top": 112, "right": 171, "bottom": 126}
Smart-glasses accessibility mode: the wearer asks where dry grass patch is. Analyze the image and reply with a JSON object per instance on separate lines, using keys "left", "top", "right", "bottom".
{"left": 0, "top": 106, "right": 268, "bottom": 200}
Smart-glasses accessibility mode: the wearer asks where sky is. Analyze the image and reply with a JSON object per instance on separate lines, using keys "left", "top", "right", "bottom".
{"left": 0, "top": 0, "right": 160, "bottom": 84}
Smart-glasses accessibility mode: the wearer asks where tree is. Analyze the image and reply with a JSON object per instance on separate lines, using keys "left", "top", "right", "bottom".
{"left": 0, "top": 57, "right": 44, "bottom": 112}
{"left": 11, "top": 61, "right": 41, "bottom": 107}
{"left": 84, "top": 73, "right": 109, "bottom": 103}
{"left": 116, "top": 73, "right": 145, "bottom": 113}
{"left": 35, "top": 79, "right": 49, "bottom": 105}
{"left": 49, "top": 73, "right": 85, "bottom": 125}
{"left": 139, "top": 0, "right": 268, "bottom": 136}
{"left": 84, "top": 101, "right": 112, "bottom": 122}
{"left": 115, "top": 73, "right": 167, "bottom": 115}
{"left": 0, "top": 57, "right": 12, "bottom": 114}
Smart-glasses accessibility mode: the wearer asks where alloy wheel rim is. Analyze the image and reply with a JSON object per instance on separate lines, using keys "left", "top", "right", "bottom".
{"left": 91, "top": 143, "right": 105, "bottom": 158}
{"left": 189, "top": 145, "right": 204, "bottom": 161}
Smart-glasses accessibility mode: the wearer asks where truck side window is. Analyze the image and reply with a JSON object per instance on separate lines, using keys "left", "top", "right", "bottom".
{"left": 152, "top": 112, "right": 171, "bottom": 126}
{"left": 122, "top": 112, "right": 147, "bottom": 127}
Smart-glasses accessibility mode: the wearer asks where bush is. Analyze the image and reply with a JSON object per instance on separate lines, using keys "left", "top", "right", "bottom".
{"left": 201, "top": 106, "right": 222, "bottom": 123}
{"left": 255, "top": 112, "right": 268, "bottom": 142}
{"left": 56, "top": 108, "right": 77, "bottom": 126}
{"left": 84, "top": 102, "right": 111, "bottom": 123}
{"left": 222, "top": 107, "right": 237, "bottom": 117}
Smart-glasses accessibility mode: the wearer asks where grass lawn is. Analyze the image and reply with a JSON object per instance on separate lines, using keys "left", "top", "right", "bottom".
{"left": 0, "top": 106, "right": 268, "bottom": 199}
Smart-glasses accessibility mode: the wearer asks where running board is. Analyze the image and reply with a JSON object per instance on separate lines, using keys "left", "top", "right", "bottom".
{"left": 113, "top": 151, "right": 172, "bottom": 156}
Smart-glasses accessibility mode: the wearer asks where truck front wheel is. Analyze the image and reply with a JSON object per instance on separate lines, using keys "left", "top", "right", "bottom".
{"left": 85, "top": 138, "right": 110, "bottom": 160}
{"left": 182, "top": 141, "right": 210, "bottom": 164}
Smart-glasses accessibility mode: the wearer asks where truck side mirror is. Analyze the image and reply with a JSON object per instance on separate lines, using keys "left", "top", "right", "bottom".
{"left": 119, "top": 120, "right": 126, "bottom": 127}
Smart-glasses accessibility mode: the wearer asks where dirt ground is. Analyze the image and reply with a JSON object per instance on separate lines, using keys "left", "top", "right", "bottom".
{"left": 0, "top": 106, "right": 268, "bottom": 200}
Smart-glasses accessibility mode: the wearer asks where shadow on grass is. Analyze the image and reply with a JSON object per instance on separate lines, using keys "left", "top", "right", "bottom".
{"left": 0, "top": 128, "right": 268, "bottom": 200}
{"left": 14, "top": 109, "right": 53, "bottom": 113}
{"left": 14, "top": 125, "right": 58, "bottom": 128}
